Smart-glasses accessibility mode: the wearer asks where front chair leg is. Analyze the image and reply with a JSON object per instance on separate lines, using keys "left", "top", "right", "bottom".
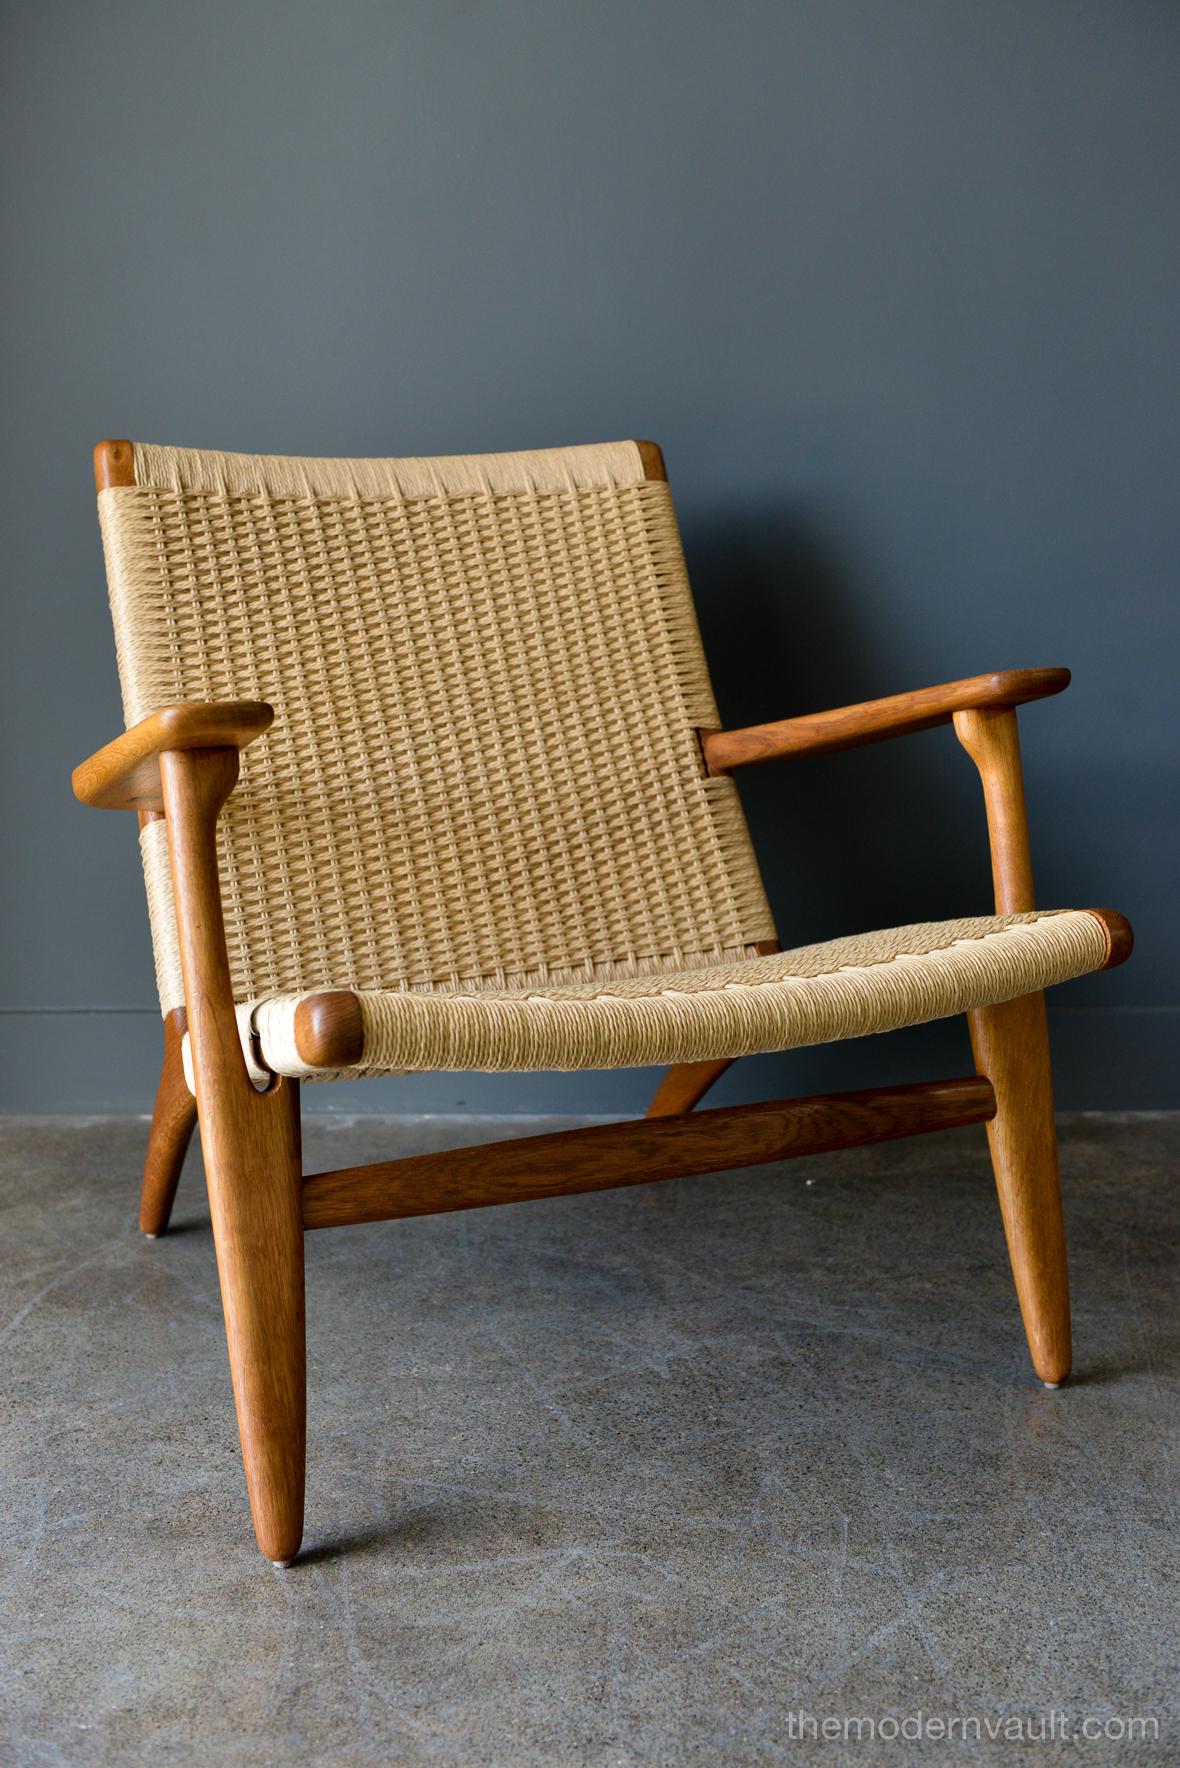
{"left": 954, "top": 704, "right": 1070, "bottom": 1385}
{"left": 161, "top": 744, "right": 306, "bottom": 1563}
{"left": 197, "top": 1074, "right": 306, "bottom": 1563}
{"left": 969, "top": 994, "right": 1069, "bottom": 1384}
{"left": 140, "top": 1008, "right": 198, "bottom": 1237}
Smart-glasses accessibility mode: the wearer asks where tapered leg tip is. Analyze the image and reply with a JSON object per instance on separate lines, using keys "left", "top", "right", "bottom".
{"left": 143, "top": 1232, "right": 160, "bottom": 1240}
{"left": 1043, "top": 1379, "right": 1063, "bottom": 1389}
{"left": 270, "top": 1558, "right": 294, "bottom": 1568}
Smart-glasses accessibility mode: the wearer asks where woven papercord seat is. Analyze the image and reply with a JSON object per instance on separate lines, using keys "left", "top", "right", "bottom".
{"left": 241, "top": 912, "right": 1112, "bottom": 1081}
{"left": 74, "top": 434, "right": 1132, "bottom": 1566}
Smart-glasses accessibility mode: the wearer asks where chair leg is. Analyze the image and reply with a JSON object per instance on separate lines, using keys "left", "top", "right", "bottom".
{"left": 159, "top": 746, "right": 307, "bottom": 1563}
{"left": 968, "top": 991, "right": 1071, "bottom": 1386}
{"left": 953, "top": 705, "right": 1071, "bottom": 1384}
{"left": 140, "top": 1009, "right": 198, "bottom": 1237}
{"left": 198, "top": 1076, "right": 306, "bottom": 1564}
{"left": 647, "top": 1057, "right": 735, "bottom": 1117}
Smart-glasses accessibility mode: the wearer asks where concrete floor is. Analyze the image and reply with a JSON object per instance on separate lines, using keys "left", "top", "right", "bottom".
{"left": 0, "top": 1114, "right": 1176, "bottom": 1766}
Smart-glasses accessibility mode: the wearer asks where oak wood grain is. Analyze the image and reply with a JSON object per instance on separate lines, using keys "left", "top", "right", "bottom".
{"left": 293, "top": 991, "right": 365, "bottom": 1068}
{"left": 1087, "top": 907, "right": 1134, "bottom": 970}
{"left": 302, "top": 1075, "right": 996, "bottom": 1231}
{"left": 72, "top": 701, "right": 274, "bottom": 811}
{"left": 702, "top": 669, "right": 1071, "bottom": 773}
{"left": 952, "top": 706, "right": 1036, "bottom": 911}
{"left": 646, "top": 1057, "right": 736, "bottom": 1118}
{"left": 161, "top": 746, "right": 305, "bottom": 1563}
{"left": 139, "top": 1008, "right": 198, "bottom": 1237}
{"left": 94, "top": 439, "right": 135, "bottom": 489}
{"left": 968, "top": 992, "right": 1070, "bottom": 1383}
{"left": 635, "top": 439, "right": 668, "bottom": 481}
{"left": 954, "top": 704, "right": 1070, "bottom": 1383}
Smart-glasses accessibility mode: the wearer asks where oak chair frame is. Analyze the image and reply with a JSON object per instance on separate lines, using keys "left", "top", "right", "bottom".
{"left": 76, "top": 439, "right": 1131, "bottom": 1565}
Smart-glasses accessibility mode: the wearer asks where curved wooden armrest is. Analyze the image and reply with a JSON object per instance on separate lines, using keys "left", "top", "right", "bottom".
{"left": 702, "top": 668, "right": 1070, "bottom": 774}
{"left": 72, "top": 701, "right": 274, "bottom": 810}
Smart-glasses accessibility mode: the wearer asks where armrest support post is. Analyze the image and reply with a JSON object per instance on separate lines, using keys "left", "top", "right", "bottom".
{"left": 952, "top": 710, "right": 1069, "bottom": 1384}
{"left": 159, "top": 747, "right": 251, "bottom": 1098}
{"left": 952, "top": 706, "right": 1035, "bottom": 913}
{"left": 158, "top": 744, "right": 306, "bottom": 1564}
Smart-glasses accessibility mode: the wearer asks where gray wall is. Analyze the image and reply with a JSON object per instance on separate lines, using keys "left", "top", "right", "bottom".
{"left": 2, "top": 0, "right": 1176, "bottom": 1113}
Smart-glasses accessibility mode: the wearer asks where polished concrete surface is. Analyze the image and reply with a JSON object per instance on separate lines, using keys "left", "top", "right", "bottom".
{"left": 1, "top": 1113, "right": 1176, "bottom": 1765}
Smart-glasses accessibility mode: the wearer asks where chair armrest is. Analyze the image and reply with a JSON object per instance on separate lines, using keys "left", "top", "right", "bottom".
{"left": 701, "top": 669, "right": 1070, "bottom": 774}
{"left": 72, "top": 701, "right": 274, "bottom": 811}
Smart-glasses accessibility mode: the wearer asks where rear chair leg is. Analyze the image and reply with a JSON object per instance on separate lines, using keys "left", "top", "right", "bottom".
{"left": 647, "top": 946, "right": 781, "bottom": 1119}
{"left": 140, "top": 1008, "right": 198, "bottom": 1237}
{"left": 969, "top": 993, "right": 1070, "bottom": 1384}
{"left": 647, "top": 1058, "right": 734, "bottom": 1117}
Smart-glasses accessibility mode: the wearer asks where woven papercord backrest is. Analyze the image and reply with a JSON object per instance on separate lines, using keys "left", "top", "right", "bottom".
{"left": 98, "top": 440, "right": 776, "bottom": 1016}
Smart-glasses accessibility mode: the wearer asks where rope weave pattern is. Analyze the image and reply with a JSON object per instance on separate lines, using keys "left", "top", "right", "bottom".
{"left": 248, "top": 911, "right": 1109, "bottom": 1078}
{"left": 100, "top": 441, "right": 775, "bottom": 1016}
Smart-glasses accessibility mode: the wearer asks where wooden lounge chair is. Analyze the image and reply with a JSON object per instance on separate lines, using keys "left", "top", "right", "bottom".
{"left": 73, "top": 437, "right": 1132, "bottom": 1565}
